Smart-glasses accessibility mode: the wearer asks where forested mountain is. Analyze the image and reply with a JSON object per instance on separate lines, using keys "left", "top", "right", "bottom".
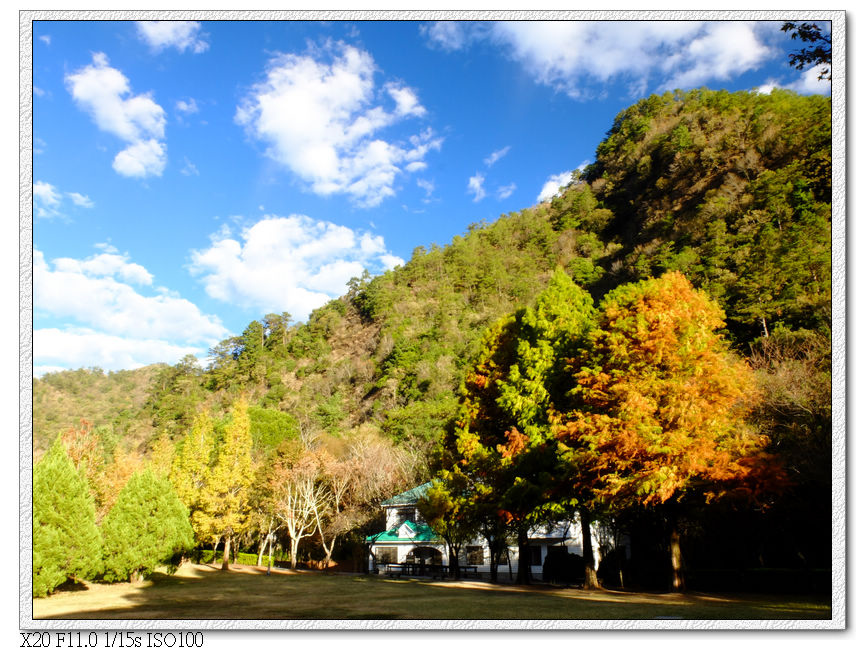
{"left": 34, "top": 88, "right": 831, "bottom": 586}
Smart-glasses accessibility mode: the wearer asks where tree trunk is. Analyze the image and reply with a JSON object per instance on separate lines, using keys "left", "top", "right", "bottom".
{"left": 580, "top": 507, "right": 600, "bottom": 590}
{"left": 211, "top": 538, "right": 219, "bottom": 566}
{"left": 267, "top": 535, "right": 274, "bottom": 574}
{"left": 516, "top": 527, "right": 531, "bottom": 585}
{"left": 485, "top": 534, "right": 500, "bottom": 584}
{"left": 221, "top": 535, "right": 231, "bottom": 571}
{"left": 289, "top": 537, "right": 299, "bottom": 569}
{"left": 670, "top": 527, "right": 685, "bottom": 592}
{"left": 448, "top": 543, "right": 460, "bottom": 579}
{"left": 257, "top": 535, "right": 266, "bottom": 567}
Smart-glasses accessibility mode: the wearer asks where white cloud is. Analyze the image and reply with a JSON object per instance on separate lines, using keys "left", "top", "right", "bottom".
{"left": 420, "top": 22, "right": 481, "bottom": 52}
{"left": 113, "top": 139, "right": 167, "bottom": 178}
{"left": 484, "top": 146, "right": 511, "bottom": 167}
{"left": 468, "top": 172, "right": 486, "bottom": 202}
{"left": 496, "top": 183, "right": 516, "bottom": 200}
{"left": 65, "top": 52, "right": 167, "bottom": 178}
{"left": 35, "top": 248, "right": 227, "bottom": 346}
{"left": 39, "top": 35, "right": 51, "bottom": 46}
{"left": 66, "top": 192, "right": 94, "bottom": 208}
{"left": 417, "top": 178, "right": 434, "bottom": 198}
{"left": 34, "top": 181, "right": 93, "bottom": 218}
{"left": 34, "top": 328, "right": 201, "bottom": 374}
{"left": 426, "top": 21, "right": 778, "bottom": 100}
{"left": 136, "top": 21, "right": 209, "bottom": 54}
{"left": 537, "top": 171, "right": 572, "bottom": 203}
{"left": 34, "top": 181, "right": 62, "bottom": 218}
{"left": 189, "top": 214, "right": 404, "bottom": 319}
{"left": 236, "top": 41, "right": 440, "bottom": 207}
{"left": 176, "top": 98, "right": 199, "bottom": 114}
{"left": 756, "top": 64, "right": 831, "bottom": 97}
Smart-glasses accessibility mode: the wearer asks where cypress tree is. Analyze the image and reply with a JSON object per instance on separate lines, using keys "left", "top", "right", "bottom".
{"left": 33, "top": 437, "right": 102, "bottom": 597}
{"left": 101, "top": 469, "right": 194, "bottom": 582}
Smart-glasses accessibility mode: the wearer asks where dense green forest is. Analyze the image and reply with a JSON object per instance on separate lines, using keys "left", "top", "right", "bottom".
{"left": 34, "top": 88, "right": 831, "bottom": 594}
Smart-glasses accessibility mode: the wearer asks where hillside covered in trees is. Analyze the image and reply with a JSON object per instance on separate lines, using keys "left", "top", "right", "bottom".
{"left": 34, "top": 87, "right": 831, "bottom": 593}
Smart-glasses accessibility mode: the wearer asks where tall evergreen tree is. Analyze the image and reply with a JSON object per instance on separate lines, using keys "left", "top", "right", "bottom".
{"left": 33, "top": 438, "right": 102, "bottom": 597}
{"left": 101, "top": 469, "right": 194, "bottom": 582}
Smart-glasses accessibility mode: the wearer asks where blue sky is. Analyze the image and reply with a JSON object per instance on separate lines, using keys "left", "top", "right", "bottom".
{"left": 31, "top": 18, "right": 832, "bottom": 376}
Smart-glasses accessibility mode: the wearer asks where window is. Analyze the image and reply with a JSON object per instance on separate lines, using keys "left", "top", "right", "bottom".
{"left": 375, "top": 547, "right": 397, "bottom": 564}
{"left": 466, "top": 546, "right": 484, "bottom": 565}
{"left": 528, "top": 546, "right": 542, "bottom": 566}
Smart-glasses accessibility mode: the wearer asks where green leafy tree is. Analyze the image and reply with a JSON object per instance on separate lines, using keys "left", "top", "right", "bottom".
{"left": 782, "top": 21, "right": 831, "bottom": 80}
{"left": 436, "top": 269, "right": 595, "bottom": 584}
{"left": 100, "top": 469, "right": 194, "bottom": 582}
{"left": 33, "top": 438, "right": 103, "bottom": 597}
{"left": 417, "top": 478, "right": 476, "bottom": 578}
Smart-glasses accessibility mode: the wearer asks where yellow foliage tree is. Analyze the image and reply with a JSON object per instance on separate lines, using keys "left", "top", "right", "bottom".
{"left": 202, "top": 400, "right": 254, "bottom": 570}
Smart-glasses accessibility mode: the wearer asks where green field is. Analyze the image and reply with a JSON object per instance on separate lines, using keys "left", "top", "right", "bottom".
{"left": 32, "top": 563, "right": 831, "bottom": 621}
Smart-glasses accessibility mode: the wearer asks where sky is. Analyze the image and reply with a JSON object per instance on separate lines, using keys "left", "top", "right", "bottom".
{"left": 30, "top": 17, "right": 833, "bottom": 377}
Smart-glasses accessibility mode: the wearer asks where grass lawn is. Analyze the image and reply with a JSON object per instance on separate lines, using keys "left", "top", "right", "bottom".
{"left": 32, "top": 562, "right": 831, "bottom": 621}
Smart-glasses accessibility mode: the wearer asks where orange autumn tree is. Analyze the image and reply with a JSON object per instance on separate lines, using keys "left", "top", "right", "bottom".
{"left": 556, "top": 272, "right": 781, "bottom": 591}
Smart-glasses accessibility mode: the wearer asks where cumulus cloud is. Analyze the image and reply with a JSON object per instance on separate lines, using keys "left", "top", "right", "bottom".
{"left": 537, "top": 171, "right": 572, "bottom": 203}
{"left": 467, "top": 173, "right": 486, "bottom": 202}
{"left": 758, "top": 64, "right": 831, "bottom": 97}
{"left": 112, "top": 139, "right": 167, "bottom": 178}
{"left": 35, "top": 248, "right": 227, "bottom": 357}
{"left": 484, "top": 146, "right": 511, "bottom": 167}
{"left": 189, "top": 215, "right": 405, "bottom": 319}
{"left": 65, "top": 52, "right": 167, "bottom": 178}
{"left": 136, "top": 21, "right": 209, "bottom": 54}
{"left": 423, "top": 21, "right": 778, "bottom": 100}
{"left": 35, "top": 329, "right": 201, "bottom": 374}
{"left": 235, "top": 41, "right": 441, "bottom": 207}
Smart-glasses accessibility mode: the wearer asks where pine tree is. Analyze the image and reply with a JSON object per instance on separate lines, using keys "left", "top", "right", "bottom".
{"left": 100, "top": 469, "right": 194, "bottom": 582}
{"left": 33, "top": 437, "right": 102, "bottom": 597}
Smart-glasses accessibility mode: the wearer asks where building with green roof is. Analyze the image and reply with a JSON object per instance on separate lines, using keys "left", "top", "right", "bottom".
{"left": 366, "top": 483, "right": 616, "bottom": 582}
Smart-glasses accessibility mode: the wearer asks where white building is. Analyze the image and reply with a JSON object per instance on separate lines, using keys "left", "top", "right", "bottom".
{"left": 366, "top": 482, "right": 608, "bottom": 582}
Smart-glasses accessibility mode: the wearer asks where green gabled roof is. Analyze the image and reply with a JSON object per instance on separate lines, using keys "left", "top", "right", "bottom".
{"left": 365, "top": 520, "right": 440, "bottom": 543}
{"left": 381, "top": 481, "right": 433, "bottom": 506}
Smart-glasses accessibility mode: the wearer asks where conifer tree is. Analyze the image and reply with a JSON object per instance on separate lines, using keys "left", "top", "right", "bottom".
{"left": 556, "top": 272, "right": 781, "bottom": 590}
{"left": 100, "top": 469, "right": 194, "bottom": 582}
{"left": 33, "top": 438, "right": 102, "bottom": 597}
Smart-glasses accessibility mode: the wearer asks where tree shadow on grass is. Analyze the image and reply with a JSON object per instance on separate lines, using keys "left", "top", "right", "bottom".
{"left": 34, "top": 564, "right": 831, "bottom": 622}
